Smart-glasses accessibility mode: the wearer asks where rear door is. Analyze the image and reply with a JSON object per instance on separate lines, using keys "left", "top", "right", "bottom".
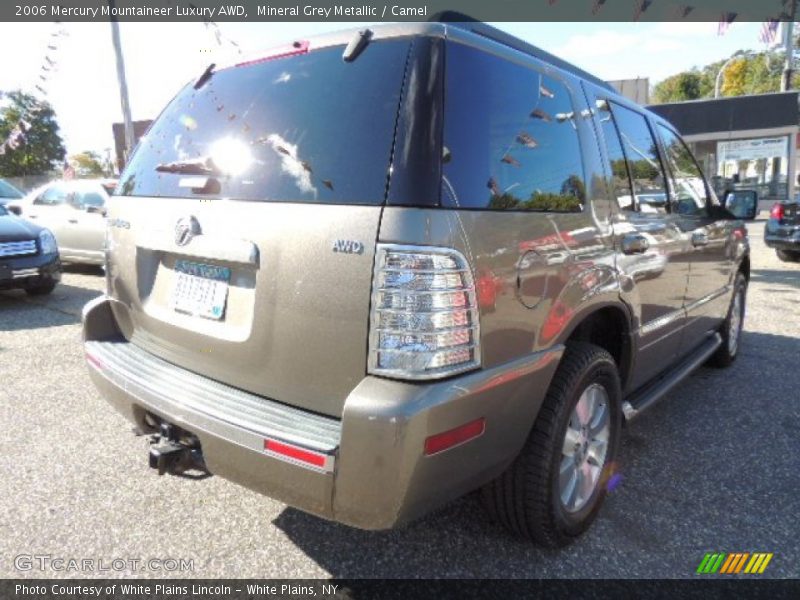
{"left": 108, "top": 38, "right": 410, "bottom": 418}
{"left": 591, "top": 97, "right": 692, "bottom": 391}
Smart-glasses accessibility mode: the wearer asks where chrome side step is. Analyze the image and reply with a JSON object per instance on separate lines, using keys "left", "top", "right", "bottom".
{"left": 622, "top": 333, "right": 722, "bottom": 422}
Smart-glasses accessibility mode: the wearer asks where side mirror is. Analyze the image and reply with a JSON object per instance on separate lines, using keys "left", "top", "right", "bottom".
{"left": 7, "top": 204, "right": 21, "bottom": 216}
{"left": 86, "top": 205, "right": 107, "bottom": 217}
{"left": 724, "top": 190, "right": 758, "bottom": 220}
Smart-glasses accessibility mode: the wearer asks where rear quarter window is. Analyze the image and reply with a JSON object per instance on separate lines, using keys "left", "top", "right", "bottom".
{"left": 441, "top": 42, "right": 587, "bottom": 212}
{"left": 118, "top": 40, "right": 410, "bottom": 205}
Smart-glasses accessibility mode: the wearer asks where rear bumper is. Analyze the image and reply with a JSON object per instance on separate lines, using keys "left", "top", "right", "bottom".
{"left": 764, "top": 222, "right": 800, "bottom": 250}
{"left": 83, "top": 295, "right": 561, "bottom": 530}
{"left": 0, "top": 252, "right": 61, "bottom": 289}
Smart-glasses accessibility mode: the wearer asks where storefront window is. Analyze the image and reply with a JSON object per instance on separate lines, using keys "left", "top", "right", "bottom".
{"left": 688, "top": 136, "right": 790, "bottom": 200}
{"left": 716, "top": 136, "right": 790, "bottom": 200}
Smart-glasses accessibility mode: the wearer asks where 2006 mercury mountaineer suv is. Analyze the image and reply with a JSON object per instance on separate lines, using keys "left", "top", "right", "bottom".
{"left": 83, "top": 20, "right": 750, "bottom": 547}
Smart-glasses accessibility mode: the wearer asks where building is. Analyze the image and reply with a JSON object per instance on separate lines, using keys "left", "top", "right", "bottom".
{"left": 608, "top": 77, "right": 650, "bottom": 105}
{"left": 112, "top": 119, "right": 153, "bottom": 172}
{"left": 649, "top": 92, "right": 800, "bottom": 207}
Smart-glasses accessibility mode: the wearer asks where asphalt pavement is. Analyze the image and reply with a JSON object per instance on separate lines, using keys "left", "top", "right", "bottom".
{"left": 0, "top": 221, "right": 798, "bottom": 579}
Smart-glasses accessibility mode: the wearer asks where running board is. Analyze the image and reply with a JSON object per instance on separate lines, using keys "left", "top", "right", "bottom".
{"left": 622, "top": 333, "right": 722, "bottom": 422}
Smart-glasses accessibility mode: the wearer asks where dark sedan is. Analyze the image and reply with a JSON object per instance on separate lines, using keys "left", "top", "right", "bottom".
{"left": 0, "top": 203, "right": 61, "bottom": 295}
{"left": 0, "top": 179, "right": 24, "bottom": 206}
{"left": 765, "top": 201, "right": 800, "bottom": 262}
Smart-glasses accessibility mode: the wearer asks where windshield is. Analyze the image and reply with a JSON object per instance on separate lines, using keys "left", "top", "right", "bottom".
{"left": 0, "top": 180, "right": 23, "bottom": 199}
{"left": 118, "top": 40, "right": 410, "bottom": 204}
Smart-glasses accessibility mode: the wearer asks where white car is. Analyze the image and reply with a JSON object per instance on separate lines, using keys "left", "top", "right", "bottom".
{"left": 8, "top": 179, "right": 116, "bottom": 266}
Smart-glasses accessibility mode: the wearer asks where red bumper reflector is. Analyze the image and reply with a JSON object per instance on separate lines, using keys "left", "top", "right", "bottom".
{"left": 424, "top": 418, "right": 486, "bottom": 456}
{"left": 264, "top": 439, "right": 326, "bottom": 468}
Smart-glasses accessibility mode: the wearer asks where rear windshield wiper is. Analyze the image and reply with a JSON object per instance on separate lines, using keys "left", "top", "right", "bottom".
{"left": 155, "top": 157, "right": 221, "bottom": 176}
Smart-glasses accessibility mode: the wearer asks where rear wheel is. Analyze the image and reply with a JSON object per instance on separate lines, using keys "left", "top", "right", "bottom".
{"left": 708, "top": 272, "right": 747, "bottom": 368}
{"left": 776, "top": 249, "right": 800, "bottom": 262}
{"left": 25, "top": 278, "right": 57, "bottom": 296}
{"left": 481, "top": 342, "right": 621, "bottom": 547}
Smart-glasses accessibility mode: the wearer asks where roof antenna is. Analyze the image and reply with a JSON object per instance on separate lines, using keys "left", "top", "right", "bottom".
{"left": 343, "top": 29, "right": 373, "bottom": 62}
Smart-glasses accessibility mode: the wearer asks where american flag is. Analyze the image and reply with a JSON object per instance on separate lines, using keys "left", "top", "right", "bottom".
{"left": 718, "top": 12, "right": 737, "bottom": 36}
{"left": 760, "top": 19, "right": 780, "bottom": 45}
{"left": 63, "top": 159, "right": 75, "bottom": 180}
{"left": 592, "top": 0, "right": 607, "bottom": 15}
{"left": 634, "top": 0, "right": 654, "bottom": 21}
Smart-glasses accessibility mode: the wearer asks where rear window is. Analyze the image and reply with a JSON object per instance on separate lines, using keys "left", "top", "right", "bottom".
{"left": 118, "top": 40, "right": 410, "bottom": 204}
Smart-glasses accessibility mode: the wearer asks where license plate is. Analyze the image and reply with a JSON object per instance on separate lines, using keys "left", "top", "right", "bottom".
{"left": 170, "top": 260, "right": 230, "bottom": 320}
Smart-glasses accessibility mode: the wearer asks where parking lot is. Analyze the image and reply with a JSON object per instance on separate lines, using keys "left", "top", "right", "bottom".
{"left": 0, "top": 220, "right": 797, "bottom": 579}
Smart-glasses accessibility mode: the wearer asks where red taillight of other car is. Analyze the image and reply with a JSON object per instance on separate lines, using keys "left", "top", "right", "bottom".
{"left": 770, "top": 203, "right": 785, "bottom": 221}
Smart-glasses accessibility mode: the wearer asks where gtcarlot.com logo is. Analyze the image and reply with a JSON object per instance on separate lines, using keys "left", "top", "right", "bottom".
{"left": 696, "top": 552, "right": 773, "bottom": 575}
{"left": 14, "top": 554, "right": 194, "bottom": 573}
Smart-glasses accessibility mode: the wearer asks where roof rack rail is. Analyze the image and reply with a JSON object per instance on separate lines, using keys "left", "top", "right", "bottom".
{"left": 428, "top": 12, "right": 616, "bottom": 93}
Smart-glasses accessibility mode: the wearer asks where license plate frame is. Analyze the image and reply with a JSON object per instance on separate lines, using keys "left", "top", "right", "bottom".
{"left": 170, "top": 260, "right": 231, "bottom": 321}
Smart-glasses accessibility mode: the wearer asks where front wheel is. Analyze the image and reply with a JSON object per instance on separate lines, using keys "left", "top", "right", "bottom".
{"left": 25, "top": 278, "right": 57, "bottom": 296}
{"left": 707, "top": 272, "right": 747, "bottom": 368}
{"left": 481, "top": 342, "right": 622, "bottom": 547}
{"left": 776, "top": 249, "right": 800, "bottom": 262}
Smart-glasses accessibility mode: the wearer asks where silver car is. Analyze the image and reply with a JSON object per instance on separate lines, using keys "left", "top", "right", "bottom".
{"left": 9, "top": 179, "right": 115, "bottom": 266}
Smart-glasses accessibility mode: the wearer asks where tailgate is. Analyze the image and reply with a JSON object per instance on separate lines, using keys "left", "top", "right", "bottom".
{"left": 107, "top": 38, "right": 411, "bottom": 417}
{"left": 107, "top": 199, "right": 380, "bottom": 417}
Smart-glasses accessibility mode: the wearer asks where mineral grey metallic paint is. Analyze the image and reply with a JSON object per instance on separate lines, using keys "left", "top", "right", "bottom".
{"left": 84, "top": 22, "right": 750, "bottom": 531}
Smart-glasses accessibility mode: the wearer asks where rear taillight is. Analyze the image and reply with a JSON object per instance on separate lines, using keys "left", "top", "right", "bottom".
{"left": 369, "top": 244, "right": 480, "bottom": 380}
{"left": 770, "top": 203, "right": 785, "bottom": 220}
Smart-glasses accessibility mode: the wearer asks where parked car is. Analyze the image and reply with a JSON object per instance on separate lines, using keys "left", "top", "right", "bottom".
{"left": 0, "top": 203, "right": 61, "bottom": 295}
{"left": 83, "top": 20, "right": 750, "bottom": 547}
{"left": 8, "top": 179, "right": 115, "bottom": 266}
{"left": 764, "top": 200, "right": 800, "bottom": 262}
{"left": 0, "top": 179, "right": 24, "bottom": 206}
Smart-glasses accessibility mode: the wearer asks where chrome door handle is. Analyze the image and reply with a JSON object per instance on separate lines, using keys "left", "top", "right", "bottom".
{"left": 691, "top": 231, "right": 709, "bottom": 247}
{"left": 621, "top": 234, "right": 650, "bottom": 255}
{"left": 68, "top": 219, "right": 79, "bottom": 224}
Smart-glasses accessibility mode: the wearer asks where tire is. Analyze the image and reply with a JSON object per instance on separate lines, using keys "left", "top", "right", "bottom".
{"left": 776, "top": 249, "right": 800, "bottom": 262}
{"left": 25, "top": 279, "right": 57, "bottom": 296}
{"left": 481, "top": 342, "right": 622, "bottom": 547}
{"left": 707, "top": 272, "right": 747, "bottom": 368}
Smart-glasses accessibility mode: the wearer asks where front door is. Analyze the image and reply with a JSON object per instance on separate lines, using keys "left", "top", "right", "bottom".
{"left": 590, "top": 94, "right": 693, "bottom": 392}
{"left": 656, "top": 124, "right": 735, "bottom": 353}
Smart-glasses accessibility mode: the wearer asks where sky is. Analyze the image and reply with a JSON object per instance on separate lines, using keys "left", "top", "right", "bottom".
{"left": 0, "top": 20, "right": 775, "bottom": 157}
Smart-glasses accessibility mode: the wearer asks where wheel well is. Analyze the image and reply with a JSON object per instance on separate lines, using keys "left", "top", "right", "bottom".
{"left": 739, "top": 255, "right": 750, "bottom": 281}
{"left": 566, "top": 307, "right": 631, "bottom": 389}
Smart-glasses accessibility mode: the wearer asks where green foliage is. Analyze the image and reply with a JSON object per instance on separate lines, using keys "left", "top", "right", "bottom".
{"left": 652, "top": 71, "right": 704, "bottom": 103}
{"left": 0, "top": 90, "right": 66, "bottom": 177}
{"left": 71, "top": 151, "right": 109, "bottom": 177}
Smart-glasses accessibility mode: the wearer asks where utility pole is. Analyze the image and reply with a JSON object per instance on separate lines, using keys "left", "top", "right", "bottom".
{"left": 108, "top": 0, "right": 134, "bottom": 166}
{"left": 781, "top": 0, "right": 797, "bottom": 91}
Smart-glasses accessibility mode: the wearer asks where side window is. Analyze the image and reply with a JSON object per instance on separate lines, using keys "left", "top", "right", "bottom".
{"left": 658, "top": 125, "right": 709, "bottom": 216}
{"left": 442, "top": 42, "right": 586, "bottom": 212}
{"left": 71, "top": 191, "right": 106, "bottom": 210}
{"left": 596, "top": 101, "right": 634, "bottom": 211}
{"left": 609, "top": 103, "right": 668, "bottom": 214}
{"left": 34, "top": 185, "right": 68, "bottom": 206}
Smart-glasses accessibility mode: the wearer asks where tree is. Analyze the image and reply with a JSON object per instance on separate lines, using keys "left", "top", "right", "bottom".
{"left": 0, "top": 90, "right": 66, "bottom": 177}
{"left": 652, "top": 71, "right": 704, "bottom": 104}
{"left": 651, "top": 51, "right": 789, "bottom": 104}
{"left": 71, "top": 151, "right": 108, "bottom": 177}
